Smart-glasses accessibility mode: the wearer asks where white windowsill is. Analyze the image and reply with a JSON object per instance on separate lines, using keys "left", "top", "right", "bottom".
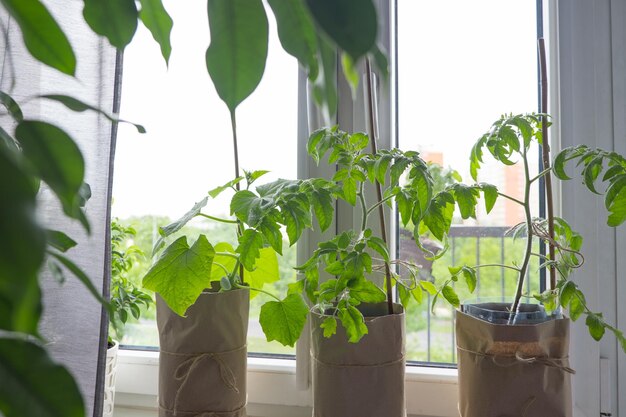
{"left": 114, "top": 349, "right": 459, "bottom": 417}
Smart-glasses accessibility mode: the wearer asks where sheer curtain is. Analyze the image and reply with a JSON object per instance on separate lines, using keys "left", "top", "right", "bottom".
{"left": 0, "top": 1, "right": 119, "bottom": 416}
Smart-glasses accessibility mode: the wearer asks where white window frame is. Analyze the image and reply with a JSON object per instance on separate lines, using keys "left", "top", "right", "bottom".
{"left": 113, "top": 1, "right": 626, "bottom": 416}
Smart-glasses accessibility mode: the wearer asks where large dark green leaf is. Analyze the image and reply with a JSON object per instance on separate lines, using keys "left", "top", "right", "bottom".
{"left": 83, "top": 0, "right": 138, "bottom": 49}
{"left": 206, "top": 0, "right": 269, "bottom": 112}
{"left": 142, "top": 235, "right": 214, "bottom": 316}
{"left": 15, "top": 121, "right": 86, "bottom": 229}
{"left": 0, "top": 0, "right": 76, "bottom": 75}
{"left": 259, "top": 293, "right": 308, "bottom": 347}
{"left": 305, "top": 0, "right": 377, "bottom": 61}
{"left": 267, "top": 0, "right": 318, "bottom": 80}
{"left": 45, "top": 230, "right": 77, "bottom": 253}
{"left": 0, "top": 337, "right": 84, "bottom": 417}
{"left": 0, "top": 148, "right": 45, "bottom": 334}
{"left": 0, "top": 91, "right": 24, "bottom": 122}
{"left": 138, "top": 0, "right": 173, "bottom": 64}
{"left": 41, "top": 95, "right": 146, "bottom": 133}
{"left": 48, "top": 253, "right": 111, "bottom": 313}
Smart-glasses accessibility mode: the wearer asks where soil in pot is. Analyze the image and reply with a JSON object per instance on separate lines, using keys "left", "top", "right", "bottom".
{"left": 310, "top": 302, "right": 406, "bottom": 417}
{"left": 456, "top": 302, "right": 573, "bottom": 417}
{"left": 157, "top": 283, "right": 250, "bottom": 417}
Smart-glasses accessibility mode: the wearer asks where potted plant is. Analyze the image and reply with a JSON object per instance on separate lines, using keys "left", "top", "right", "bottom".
{"left": 140, "top": 168, "right": 341, "bottom": 416}
{"left": 431, "top": 112, "right": 626, "bottom": 417}
{"left": 289, "top": 113, "right": 488, "bottom": 416}
{"left": 104, "top": 219, "right": 153, "bottom": 417}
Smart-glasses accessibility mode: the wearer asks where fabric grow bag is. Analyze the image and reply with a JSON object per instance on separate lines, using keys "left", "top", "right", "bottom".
{"left": 456, "top": 305, "right": 573, "bottom": 417}
{"left": 156, "top": 287, "right": 249, "bottom": 417}
{"left": 311, "top": 303, "right": 406, "bottom": 417}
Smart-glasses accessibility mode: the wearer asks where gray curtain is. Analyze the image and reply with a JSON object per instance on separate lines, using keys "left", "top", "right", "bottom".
{"left": 0, "top": 2, "right": 119, "bottom": 416}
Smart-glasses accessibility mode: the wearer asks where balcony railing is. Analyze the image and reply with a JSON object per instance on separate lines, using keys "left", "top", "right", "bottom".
{"left": 398, "top": 225, "right": 541, "bottom": 365}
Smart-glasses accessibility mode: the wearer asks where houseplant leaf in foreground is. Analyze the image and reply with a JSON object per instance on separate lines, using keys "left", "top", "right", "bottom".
{"left": 206, "top": 0, "right": 269, "bottom": 112}
{"left": 0, "top": 0, "right": 76, "bottom": 75}
{"left": 142, "top": 235, "right": 214, "bottom": 316}
{"left": 83, "top": 0, "right": 139, "bottom": 50}
{"left": 259, "top": 293, "right": 308, "bottom": 347}
{"left": 0, "top": 148, "right": 45, "bottom": 334}
{"left": 0, "top": 336, "right": 84, "bottom": 417}
{"left": 138, "top": 0, "right": 173, "bottom": 64}
{"left": 305, "top": 0, "right": 377, "bottom": 62}
{"left": 15, "top": 121, "right": 87, "bottom": 230}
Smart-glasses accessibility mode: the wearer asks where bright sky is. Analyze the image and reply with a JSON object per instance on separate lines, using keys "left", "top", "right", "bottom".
{"left": 113, "top": 0, "right": 540, "bottom": 221}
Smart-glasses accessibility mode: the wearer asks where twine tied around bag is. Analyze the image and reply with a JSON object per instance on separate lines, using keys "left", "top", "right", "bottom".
{"left": 456, "top": 345, "right": 575, "bottom": 374}
{"left": 312, "top": 354, "right": 405, "bottom": 369}
{"left": 158, "top": 402, "right": 246, "bottom": 417}
{"left": 160, "top": 345, "right": 247, "bottom": 416}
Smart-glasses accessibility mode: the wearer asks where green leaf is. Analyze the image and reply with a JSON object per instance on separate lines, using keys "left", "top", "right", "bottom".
{"left": 0, "top": 336, "right": 84, "bottom": 417}
{"left": 411, "top": 286, "right": 424, "bottom": 304}
{"left": 154, "top": 197, "right": 208, "bottom": 255}
{"left": 560, "top": 280, "right": 577, "bottom": 308}
{"left": 259, "top": 293, "right": 308, "bottom": 347}
{"left": 15, "top": 121, "right": 87, "bottom": 230}
{"left": 247, "top": 247, "right": 280, "bottom": 297}
{"left": 607, "top": 181, "right": 626, "bottom": 227}
{"left": 267, "top": 0, "right": 318, "bottom": 80}
{"left": 206, "top": 0, "right": 268, "bottom": 112}
{"left": 397, "top": 284, "right": 411, "bottom": 308}
{"left": 41, "top": 95, "right": 146, "bottom": 133}
{"left": 452, "top": 184, "right": 479, "bottom": 219}
{"left": 569, "top": 290, "right": 585, "bottom": 321}
{"left": 142, "top": 235, "right": 214, "bottom": 316}
{"left": 48, "top": 253, "right": 111, "bottom": 313}
{"left": 0, "top": 91, "right": 24, "bottom": 122}
{"left": 0, "top": 0, "right": 76, "bottom": 75}
{"left": 342, "top": 176, "right": 358, "bottom": 206}
{"left": 257, "top": 216, "right": 283, "bottom": 255}
{"left": 305, "top": 0, "right": 377, "bottom": 61}
{"left": 208, "top": 177, "right": 244, "bottom": 198}
{"left": 311, "top": 187, "right": 334, "bottom": 232}
{"left": 159, "top": 197, "right": 208, "bottom": 238}
{"left": 366, "top": 236, "right": 390, "bottom": 263}
{"left": 441, "top": 284, "right": 460, "bottom": 308}
{"left": 480, "top": 183, "right": 498, "bottom": 214}
{"left": 320, "top": 316, "right": 337, "bottom": 338}
{"left": 83, "top": 0, "right": 139, "bottom": 49}
{"left": 236, "top": 229, "right": 264, "bottom": 271}
{"left": 338, "top": 304, "right": 368, "bottom": 343}
{"left": 586, "top": 314, "right": 606, "bottom": 341}
{"left": 138, "top": 0, "right": 173, "bottom": 64}
{"left": 341, "top": 53, "right": 359, "bottom": 95}
{"left": 420, "top": 280, "right": 437, "bottom": 295}
{"left": 280, "top": 195, "right": 311, "bottom": 245}
{"left": 461, "top": 267, "right": 477, "bottom": 293}
{"left": 0, "top": 148, "right": 44, "bottom": 334}
{"left": 46, "top": 230, "right": 77, "bottom": 253}
{"left": 349, "top": 279, "right": 386, "bottom": 303}
{"left": 553, "top": 148, "right": 574, "bottom": 180}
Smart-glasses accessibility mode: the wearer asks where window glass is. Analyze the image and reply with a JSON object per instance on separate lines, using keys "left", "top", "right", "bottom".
{"left": 396, "top": 0, "right": 542, "bottom": 364}
{"left": 112, "top": 0, "right": 298, "bottom": 355}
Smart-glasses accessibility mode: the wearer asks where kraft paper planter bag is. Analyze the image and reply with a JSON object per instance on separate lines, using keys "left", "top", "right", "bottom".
{"left": 311, "top": 303, "right": 406, "bottom": 417}
{"left": 157, "top": 287, "right": 249, "bottom": 417}
{"left": 456, "top": 306, "right": 573, "bottom": 417}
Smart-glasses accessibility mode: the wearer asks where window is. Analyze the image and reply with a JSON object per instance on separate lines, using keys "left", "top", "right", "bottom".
{"left": 113, "top": 0, "right": 556, "bottom": 415}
